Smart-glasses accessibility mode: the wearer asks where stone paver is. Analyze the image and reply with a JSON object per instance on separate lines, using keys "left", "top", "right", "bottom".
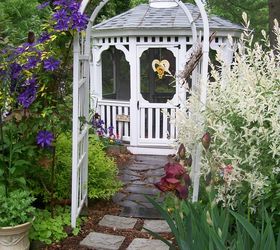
{"left": 142, "top": 220, "right": 171, "bottom": 233}
{"left": 120, "top": 206, "right": 161, "bottom": 219}
{"left": 80, "top": 232, "right": 125, "bottom": 250}
{"left": 127, "top": 238, "right": 170, "bottom": 250}
{"left": 98, "top": 215, "right": 137, "bottom": 229}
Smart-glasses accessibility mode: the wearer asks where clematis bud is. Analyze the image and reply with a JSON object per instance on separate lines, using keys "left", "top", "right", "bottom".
{"left": 178, "top": 143, "right": 186, "bottom": 159}
{"left": 202, "top": 132, "right": 211, "bottom": 150}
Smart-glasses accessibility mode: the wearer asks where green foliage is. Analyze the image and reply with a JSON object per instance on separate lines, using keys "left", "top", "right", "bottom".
{"left": 87, "top": 135, "right": 122, "bottom": 199}
{"left": 0, "top": 0, "right": 50, "bottom": 46}
{"left": 146, "top": 194, "right": 280, "bottom": 249}
{"left": 0, "top": 119, "right": 37, "bottom": 195}
{"left": 34, "top": 133, "right": 122, "bottom": 201}
{"left": 29, "top": 206, "right": 81, "bottom": 245}
{"left": 0, "top": 190, "right": 35, "bottom": 227}
{"left": 206, "top": 0, "right": 268, "bottom": 40}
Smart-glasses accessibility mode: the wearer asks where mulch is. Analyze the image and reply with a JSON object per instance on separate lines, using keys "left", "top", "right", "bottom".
{"left": 44, "top": 200, "right": 173, "bottom": 250}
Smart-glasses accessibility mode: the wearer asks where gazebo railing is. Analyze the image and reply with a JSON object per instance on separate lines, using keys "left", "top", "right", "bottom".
{"left": 138, "top": 103, "right": 177, "bottom": 145}
{"left": 97, "top": 100, "right": 130, "bottom": 141}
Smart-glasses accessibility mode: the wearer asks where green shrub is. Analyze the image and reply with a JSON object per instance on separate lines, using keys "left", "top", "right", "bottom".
{"left": 29, "top": 206, "right": 81, "bottom": 245}
{"left": 55, "top": 133, "right": 122, "bottom": 200}
{"left": 0, "top": 190, "right": 35, "bottom": 227}
{"left": 87, "top": 135, "right": 122, "bottom": 199}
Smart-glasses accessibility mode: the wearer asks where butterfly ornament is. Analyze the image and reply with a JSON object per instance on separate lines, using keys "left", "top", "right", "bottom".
{"left": 152, "top": 59, "right": 171, "bottom": 79}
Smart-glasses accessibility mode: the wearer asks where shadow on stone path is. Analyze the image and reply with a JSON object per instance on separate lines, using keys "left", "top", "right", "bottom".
{"left": 113, "top": 154, "right": 170, "bottom": 219}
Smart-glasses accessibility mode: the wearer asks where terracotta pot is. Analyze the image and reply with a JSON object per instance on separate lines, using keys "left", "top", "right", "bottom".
{"left": 0, "top": 220, "right": 33, "bottom": 250}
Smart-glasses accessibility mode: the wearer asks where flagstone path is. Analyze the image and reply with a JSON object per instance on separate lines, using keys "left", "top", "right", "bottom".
{"left": 79, "top": 154, "right": 174, "bottom": 249}
{"left": 114, "top": 154, "right": 169, "bottom": 218}
{"left": 80, "top": 215, "right": 171, "bottom": 249}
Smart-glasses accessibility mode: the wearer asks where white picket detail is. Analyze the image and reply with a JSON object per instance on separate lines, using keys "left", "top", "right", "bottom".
{"left": 97, "top": 100, "right": 130, "bottom": 141}
{"left": 138, "top": 104, "right": 177, "bottom": 144}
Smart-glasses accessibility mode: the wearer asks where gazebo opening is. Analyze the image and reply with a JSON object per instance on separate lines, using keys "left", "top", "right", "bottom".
{"left": 101, "top": 47, "right": 130, "bottom": 101}
{"left": 140, "top": 48, "right": 176, "bottom": 103}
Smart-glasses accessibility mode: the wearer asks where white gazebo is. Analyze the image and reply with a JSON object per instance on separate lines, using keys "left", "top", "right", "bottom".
{"left": 71, "top": 0, "right": 242, "bottom": 227}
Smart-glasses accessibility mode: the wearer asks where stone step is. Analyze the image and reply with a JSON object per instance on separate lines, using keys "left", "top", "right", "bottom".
{"left": 80, "top": 232, "right": 125, "bottom": 250}
{"left": 98, "top": 215, "right": 137, "bottom": 230}
{"left": 127, "top": 238, "right": 170, "bottom": 250}
{"left": 142, "top": 220, "right": 171, "bottom": 233}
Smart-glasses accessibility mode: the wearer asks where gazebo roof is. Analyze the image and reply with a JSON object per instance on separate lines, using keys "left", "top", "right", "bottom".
{"left": 92, "top": 3, "right": 242, "bottom": 37}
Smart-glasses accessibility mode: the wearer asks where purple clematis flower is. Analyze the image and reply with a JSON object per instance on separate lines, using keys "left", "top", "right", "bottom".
{"left": 54, "top": 19, "right": 70, "bottom": 31}
{"left": 10, "top": 63, "right": 22, "bottom": 80}
{"left": 38, "top": 32, "right": 51, "bottom": 43}
{"left": 53, "top": 0, "right": 68, "bottom": 6}
{"left": 37, "top": 1, "right": 50, "bottom": 10}
{"left": 36, "top": 130, "right": 54, "bottom": 148}
{"left": 17, "top": 84, "right": 37, "bottom": 108}
{"left": 23, "top": 57, "right": 39, "bottom": 70}
{"left": 69, "top": 2, "right": 80, "bottom": 11}
{"left": 52, "top": 9, "right": 68, "bottom": 21}
{"left": 43, "top": 57, "right": 60, "bottom": 71}
{"left": 72, "top": 12, "right": 89, "bottom": 31}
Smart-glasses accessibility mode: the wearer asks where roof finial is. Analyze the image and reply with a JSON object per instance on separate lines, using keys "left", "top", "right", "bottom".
{"left": 149, "top": 0, "right": 178, "bottom": 8}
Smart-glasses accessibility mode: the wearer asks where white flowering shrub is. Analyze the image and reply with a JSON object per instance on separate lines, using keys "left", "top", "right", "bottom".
{"left": 176, "top": 18, "right": 280, "bottom": 214}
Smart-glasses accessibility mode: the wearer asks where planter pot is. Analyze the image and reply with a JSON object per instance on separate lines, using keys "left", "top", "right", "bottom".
{"left": 0, "top": 220, "right": 33, "bottom": 250}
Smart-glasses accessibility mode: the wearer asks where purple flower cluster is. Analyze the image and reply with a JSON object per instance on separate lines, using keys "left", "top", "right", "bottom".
{"left": 43, "top": 57, "right": 60, "bottom": 71}
{"left": 51, "top": 0, "right": 89, "bottom": 32}
{"left": 92, "top": 113, "right": 106, "bottom": 136}
{"left": 36, "top": 130, "right": 54, "bottom": 148}
{"left": 17, "top": 82, "right": 38, "bottom": 109}
{"left": 38, "top": 32, "right": 51, "bottom": 43}
{"left": 108, "top": 126, "right": 114, "bottom": 136}
{"left": 37, "top": 1, "right": 50, "bottom": 10}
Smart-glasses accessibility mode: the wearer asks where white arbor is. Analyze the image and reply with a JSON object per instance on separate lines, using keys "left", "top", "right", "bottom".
{"left": 72, "top": 0, "right": 211, "bottom": 227}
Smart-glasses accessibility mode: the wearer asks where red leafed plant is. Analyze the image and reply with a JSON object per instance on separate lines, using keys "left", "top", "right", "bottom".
{"left": 155, "top": 162, "right": 191, "bottom": 199}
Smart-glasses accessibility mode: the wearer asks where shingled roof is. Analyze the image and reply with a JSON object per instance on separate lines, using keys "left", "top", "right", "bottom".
{"left": 92, "top": 3, "right": 242, "bottom": 36}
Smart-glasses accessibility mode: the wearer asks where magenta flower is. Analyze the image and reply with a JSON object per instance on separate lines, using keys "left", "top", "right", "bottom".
{"left": 155, "top": 163, "right": 191, "bottom": 199}
{"left": 36, "top": 130, "right": 54, "bottom": 148}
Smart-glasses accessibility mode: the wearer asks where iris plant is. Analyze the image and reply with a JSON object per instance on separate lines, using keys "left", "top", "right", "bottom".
{"left": 155, "top": 162, "right": 191, "bottom": 199}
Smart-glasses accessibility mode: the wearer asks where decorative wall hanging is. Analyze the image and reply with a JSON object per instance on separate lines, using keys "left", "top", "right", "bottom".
{"left": 152, "top": 59, "right": 171, "bottom": 79}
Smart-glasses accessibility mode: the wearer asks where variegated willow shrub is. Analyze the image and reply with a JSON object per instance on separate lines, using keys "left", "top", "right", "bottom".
{"left": 176, "top": 18, "right": 280, "bottom": 220}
